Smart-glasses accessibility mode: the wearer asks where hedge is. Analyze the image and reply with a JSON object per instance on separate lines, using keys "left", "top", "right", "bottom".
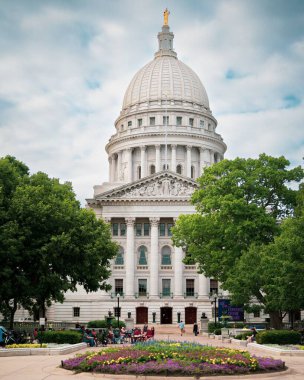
{"left": 235, "top": 332, "right": 253, "bottom": 340}
{"left": 38, "top": 330, "right": 82, "bottom": 344}
{"left": 87, "top": 319, "right": 126, "bottom": 328}
{"left": 256, "top": 330, "right": 301, "bottom": 345}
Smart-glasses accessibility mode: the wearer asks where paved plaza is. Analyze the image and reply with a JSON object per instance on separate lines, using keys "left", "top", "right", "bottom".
{"left": 0, "top": 326, "right": 303, "bottom": 380}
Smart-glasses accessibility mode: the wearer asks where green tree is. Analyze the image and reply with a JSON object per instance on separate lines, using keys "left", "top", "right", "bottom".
{"left": 172, "top": 154, "right": 303, "bottom": 328}
{"left": 0, "top": 156, "right": 118, "bottom": 327}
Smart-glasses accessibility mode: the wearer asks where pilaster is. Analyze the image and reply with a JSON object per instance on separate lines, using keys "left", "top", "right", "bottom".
{"left": 186, "top": 145, "right": 192, "bottom": 178}
{"left": 155, "top": 145, "right": 161, "bottom": 172}
{"left": 149, "top": 217, "right": 160, "bottom": 298}
{"left": 125, "top": 217, "right": 135, "bottom": 298}
{"left": 171, "top": 144, "right": 177, "bottom": 173}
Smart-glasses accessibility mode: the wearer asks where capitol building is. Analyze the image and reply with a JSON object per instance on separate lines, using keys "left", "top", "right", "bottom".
{"left": 48, "top": 16, "right": 227, "bottom": 325}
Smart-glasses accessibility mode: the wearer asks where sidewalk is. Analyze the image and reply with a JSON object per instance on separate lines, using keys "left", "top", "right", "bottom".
{"left": 0, "top": 326, "right": 303, "bottom": 380}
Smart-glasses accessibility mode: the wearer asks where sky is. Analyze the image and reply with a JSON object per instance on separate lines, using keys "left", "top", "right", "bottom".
{"left": 0, "top": 0, "right": 303, "bottom": 205}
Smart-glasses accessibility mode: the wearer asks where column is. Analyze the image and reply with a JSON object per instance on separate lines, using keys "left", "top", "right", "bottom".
{"left": 174, "top": 246, "right": 183, "bottom": 298}
{"left": 199, "top": 147, "right": 204, "bottom": 176}
{"left": 198, "top": 274, "right": 209, "bottom": 298}
{"left": 203, "top": 148, "right": 210, "bottom": 167}
{"left": 171, "top": 144, "right": 177, "bottom": 173}
{"left": 149, "top": 217, "right": 160, "bottom": 298}
{"left": 186, "top": 145, "right": 192, "bottom": 177}
{"left": 125, "top": 217, "right": 135, "bottom": 298}
{"left": 155, "top": 145, "right": 161, "bottom": 172}
{"left": 116, "top": 151, "right": 122, "bottom": 181}
{"left": 111, "top": 155, "right": 116, "bottom": 182}
{"left": 126, "top": 148, "right": 133, "bottom": 182}
{"left": 210, "top": 149, "right": 214, "bottom": 164}
{"left": 108, "top": 156, "right": 112, "bottom": 182}
{"left": 140, "top": 145, "right": 146, "bottom": 178}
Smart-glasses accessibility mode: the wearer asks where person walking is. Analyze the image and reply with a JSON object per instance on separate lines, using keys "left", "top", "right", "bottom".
{"left": 193, "top": 322, "right": 199, "bottom": 336}
{"left": 178, "top": 320, "right": 185, "bottom": 336}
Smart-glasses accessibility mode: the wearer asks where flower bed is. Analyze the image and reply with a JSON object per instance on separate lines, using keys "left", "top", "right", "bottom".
{"left": 6, "top": 344, "right": 47, "bottom": 348}
{"left": 62, "top": 341, "right": 285, "bottom": 376}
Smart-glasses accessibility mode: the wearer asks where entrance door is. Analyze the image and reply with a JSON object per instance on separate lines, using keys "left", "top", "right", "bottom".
{"left": 185, "top": 307, "right": 197, "bottom": 324}
{"left": 160, "top": 307, "right": 172, "bottom": 324}
{"left": 136, "top": 307, "right": 148, "bottom": 324}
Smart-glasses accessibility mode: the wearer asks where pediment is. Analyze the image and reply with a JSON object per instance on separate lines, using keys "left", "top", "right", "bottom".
{"left": 95, "top": 171, "right": 198, "bottom": 201}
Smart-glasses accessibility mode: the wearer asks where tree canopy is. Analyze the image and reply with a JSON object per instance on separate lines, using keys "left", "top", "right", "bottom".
{"left": 0, "top": 156, "right": 118, "bottom": 327}
{"left": 172, "top": 154, "right": 304, "bottom": 327}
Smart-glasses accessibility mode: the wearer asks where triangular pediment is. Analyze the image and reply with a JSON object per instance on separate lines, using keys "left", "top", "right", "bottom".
{"left": 94, "top": 171, "right": 198, "bottom": 202}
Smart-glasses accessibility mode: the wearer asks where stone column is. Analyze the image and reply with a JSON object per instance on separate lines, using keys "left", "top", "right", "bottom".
{"left": 111, "top": 155, "right": 116, "bottom": 182}
{"left": 203, "top": 149, "right": 210, "bottom": 167}
{"left": 210, "top": 150, "right": 214, "bottom": 164}
{"left": 186, "top": 145, "right": 192, "bottom": 177}
{"left": 126, "top": 148, "right": 133, "bottom": 182}
{"left": 199, "top": 147, "right": 204, "bottom": 176}
{"left": 150, "top": 217, "right": 160, "bottom": 298}
{"left": 108, "top": 156, "right": 112, "bottom": 182}
{"left": 155, "top": 145, "right": 161, "bottom": 172}
{"left": 140, "top": 145, "right": 147, "bottom": 178}
{"left": 116, "top": 151, "right": 122, "bottom": 181}
{"left": 198, "top": 274, "right": 209, "bottom": 298}
{"left": 125, "top": 217, "right": 135, "bottom": 298}
{"left": 171, "top": 144, "right": 177, "bottom": 173}
{"left": 174, "top": 246, "right": 184, "bottom": 298}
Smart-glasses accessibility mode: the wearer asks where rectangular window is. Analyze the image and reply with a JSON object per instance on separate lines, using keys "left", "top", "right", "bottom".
{"left": 253, "top": 310, "right": 260, "bottom": 318}
{"left": 163, "top": 116, "right": 169, "bottom": 125}
{"left": 210, "top": 279, "right": 218, "bottom": 294}
{"left": 143, "top": 223, "right": 150, "bottom": 236}
{"left": 167, "top": 223, "right": 173, "bottom": 236}
{"left": 200, "top": 119, "right": 204, "bottom": 128}
{"left": 128, "top": 121, "right": 132, "bottom": 127}
{"left": 114, "top": 306, "right": 121, "bottom": 317}
{"left": 112, "top": 223, "right": 119, "bottom": 236}
{"left": 138, "top": 279, "right": 147, "bottom": 296}
{"left": 159, "top": 223, "right": 166, "bottom": 236}
{"left": 138, "top": 118, "right": 142, "bottom": 127}
{"left": 149, "top": 117, "right": 155, "bottom": 126}
{"left": 115, "top": 279, "right": 123, "bottom": 295}
{"left": 135, "top": 223, "right": 142, "bottom": 236}
{"left": 176, "top": 116, "right": 182, "bottom": 126}
{"left": 120, "top": 223, "right": 126, "bottom": 236}
{"left": 162, "top": 279, "right": 171, "bottom": 296}
{"left": 186, "top": 279, "right": 195, "bottom": 297}
{"left": 73, "top": 307, "right": 80, "bottom": 317}
{"left": 189, "top": 118, "right": 194, "bottom": 126}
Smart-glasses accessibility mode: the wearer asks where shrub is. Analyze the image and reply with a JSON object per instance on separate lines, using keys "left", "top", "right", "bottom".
{"left": 256, "top": 330, "right": 301, "bottom": 345}
{"left": 38, "top": 330, "right": 82, "bottom": 344}
{"left": 208, "top": 322, "right": 224, "bottom": 333}
{"left": 214, "top": 328, "right": 222, "bottom": 335}
{"left": 87, "top": 319, "right": 126, "bottom": 328}
{"left": 235, "top": 332, "right": 253, "bottom": 340}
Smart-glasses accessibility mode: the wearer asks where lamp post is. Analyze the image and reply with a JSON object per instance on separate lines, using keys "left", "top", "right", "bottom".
{"left": 117, "top": 293, "right": 120, "bottom": 328}
{"left": 209, "top": 291, "right": 222, "bottom": 327}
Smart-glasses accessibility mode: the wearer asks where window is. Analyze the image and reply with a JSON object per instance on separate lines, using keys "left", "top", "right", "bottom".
{"left": 121, "top": 124, "right": 124, "bottom": 131}
{"left": 115, "top": 279, "right": 123, "bottom": 294}
{"left": 191, "top": 165, "right": 195, "bottom": 179}
{"left": 115, "top": 246, "right": 124, "bottom": 265}
{"left": 210, "top": 279, "right": 218, "bottom": 294}
{"left": 137, "top": 166, "right": 141, "bottom": 179}
{"left": 189, "top": 118, "right": 194, "bottom": 126}
{"left": 161, "top": 246, "right": 171, "bottom": 265}
{"left": 159, "top": 223, "right": 166, "bottom": 236}
{"left": 162, "top": 279, "right": 171, "bottom": 296}
{"left": 135, "top": 223, "right": 142, "bottom": 236}
{"left": 73, "top": 307, "right": 80, "bottom": 317}
{"left": 253, "top": 310, "right": 260, "bottom": 318}
{"left": 208, "top": 123, "right": 211, "bottom": 130}
{"left": 186, "top": 279, "right": 195, "bottom": 297}
{"left": 167, "top": 223, "right": 173, "bottom": 236}
{"left": 112, "top": 223, "right": 119, "bottom": 236}
{"left": 138, "top": 279, "right": 147, "bottom": 296}
{"left": 138, "top": 118, "right": 142, "bottom": 127}
{"left": 128, "top": 121, "right": 132, "bottom": 127}
{"left": 200, "top": 119, "right": 204, "bottom": 128}
{"left": 176, "top": 164, "right": 182, "bottom": 174}
{"left": 120, "top": 223, "right": 126, "bottom": 236}
{"left": 150, "top": 165, "right": 155, "bottom": 175}
{"left": 163, "top": 164, "right": 169, "bottom": 170}
{"left": 138, "top": 246, "right": 147, "bottom": 265}
{"left": 163, "top": 116, "right": 169, "bottom": 125}
{"left": 144, "top": 223, "right": 150, "bottom": 236}
{"left": 149, "top": 117, "right": 155, "bottom": 126}
{"left": 176, "top": 116, "right": 182, "bottom": 126}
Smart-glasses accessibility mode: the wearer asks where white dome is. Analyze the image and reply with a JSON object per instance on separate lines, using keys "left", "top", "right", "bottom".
{"left": 122, "top": 56, "right": 209, "bottom": 111}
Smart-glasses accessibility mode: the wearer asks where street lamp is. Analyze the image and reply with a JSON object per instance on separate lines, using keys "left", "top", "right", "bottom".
{"left": 117, "top": 293, "right": 120, "bottom": 328}
{"left": 209, "top": 291, "right": 222, "bottom": 327}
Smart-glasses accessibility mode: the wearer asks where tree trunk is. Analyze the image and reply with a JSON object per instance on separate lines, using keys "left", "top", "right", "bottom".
{"left": 269, "top": 311, "right": 283, "bottom": 329}
{"left": 7, "top": 299, "right": 17, "bottom": 330}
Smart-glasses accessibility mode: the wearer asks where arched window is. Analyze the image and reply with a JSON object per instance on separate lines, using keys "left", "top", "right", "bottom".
{"left": 115, "top": 246, "right": 124, "bottom": 265}
{"left": 150, "top": 165, "right": 155, "bottom": 175}
{"left": 191, "top": 165, "right": 195, "bottom": 179}
{"left": 163, "top": 164, "right": 169, "bottom": 170}
{"left": 176, "top": 164, "right": 182, "bottom": 174}
{"left": 161, "top": 246, "right": 171, "bottom": 265}
{"left": 138, "top": 246, "right": 148, "bottom": 265}
{"left": 137, "top": 166, "right": 141, "bottom": 179}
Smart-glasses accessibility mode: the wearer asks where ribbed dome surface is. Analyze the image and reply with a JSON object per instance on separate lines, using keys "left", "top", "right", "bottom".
{"left": 122, "top": 56, "right": 209, "bottom": 110}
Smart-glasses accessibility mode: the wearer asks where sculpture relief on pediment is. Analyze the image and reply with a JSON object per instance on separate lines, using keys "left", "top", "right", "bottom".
{"left": 120, "top": 178, "right": 195, "bottom": 199}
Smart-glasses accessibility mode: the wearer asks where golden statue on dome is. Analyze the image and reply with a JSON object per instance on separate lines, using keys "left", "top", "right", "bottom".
{"left": 163, "top": 8, "right": 170, "bottom": 26}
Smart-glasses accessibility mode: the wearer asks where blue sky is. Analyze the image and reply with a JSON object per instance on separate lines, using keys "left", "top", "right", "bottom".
{"left": 0, "top": 0, "right": 303, "bottom": 204}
